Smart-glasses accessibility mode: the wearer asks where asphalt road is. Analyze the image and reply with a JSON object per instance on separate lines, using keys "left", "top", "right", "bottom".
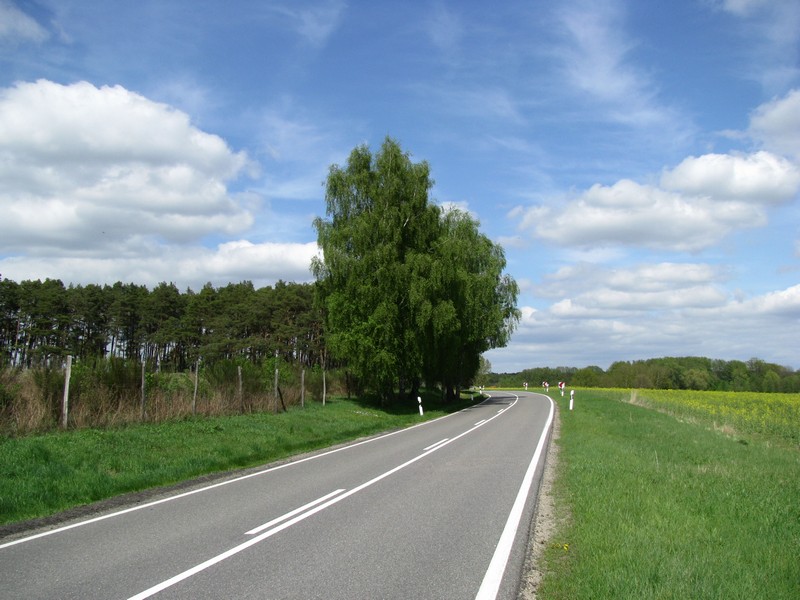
{"left": 1, "top": 391, "right": 554, "bottom": 600}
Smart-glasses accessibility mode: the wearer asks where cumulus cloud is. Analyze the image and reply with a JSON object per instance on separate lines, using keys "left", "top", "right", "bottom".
{"left": 203, "top": 240, "right": 318, "bottom": 283}
{"left": 748, "top": 88, "right": 800, "bottom": 161}
{"left": 488, "top": 277, "right": 800, "bottom": 371}
{"left": 513, "top": 91, "right": 800, "bottom": 253}
{"left": 514, "top": 179, "right": 766, "bottom": 252}
{"left": 0, "top": 79, "right": 252, "bottom": 254}
{"left": 536, "top": 262, "right": 728, "bottom": 315}
{"left": 499, "top": 86, "right": 800, "bottom": 370}
{"left": 0, "top": 241, "right": 318, "bottom": 290}
{"left": 661, "top": 151, "right": 800, "bottom": 204}
{"left": 0, "top": 79, "right": 321, "bottom": 289}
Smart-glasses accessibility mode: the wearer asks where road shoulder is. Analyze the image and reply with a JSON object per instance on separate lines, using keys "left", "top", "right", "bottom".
{"left": 518, "top": 402, "right": 562, "bottom": 599}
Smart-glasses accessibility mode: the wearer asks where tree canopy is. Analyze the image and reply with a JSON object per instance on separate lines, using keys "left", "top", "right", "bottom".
{"left": 0, "top": 277, "right": 322, "bottom": 371}
{"left": 312, "top": 137, "right": 519, "bottom": 401}
{"left": 488, "top": 356, "right": 800, "bottom": 393}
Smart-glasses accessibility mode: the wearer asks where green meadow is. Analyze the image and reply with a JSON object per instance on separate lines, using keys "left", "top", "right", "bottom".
{"left": 538, "top": 388, "right": 800, "bottom": 599}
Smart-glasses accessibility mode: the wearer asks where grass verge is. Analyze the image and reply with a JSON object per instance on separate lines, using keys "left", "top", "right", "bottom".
{"left": 0, "top": 393, "right": 479, "bottom": 526}
{"left": 538, "top": 389, "right": 800, "bottom": 599}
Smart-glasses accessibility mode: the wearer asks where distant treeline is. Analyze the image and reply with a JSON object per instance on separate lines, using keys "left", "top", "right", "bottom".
{"left": 0, "top": 277, "right": 322, "bottom": 371}
{"left": 489, "top": 356, "right": 800, "bottom": 393}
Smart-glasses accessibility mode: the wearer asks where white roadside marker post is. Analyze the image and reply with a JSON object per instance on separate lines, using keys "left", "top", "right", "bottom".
{"left": 569, "top": 389, "right": 574, "bottom": 411}
{"left": 418, "top": 396, "right": 424, "bottom": 416}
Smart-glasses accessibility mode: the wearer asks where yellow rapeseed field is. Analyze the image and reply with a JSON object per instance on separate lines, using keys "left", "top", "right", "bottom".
{"left": 627, "top": 388, "right": 800, "bottom": 444}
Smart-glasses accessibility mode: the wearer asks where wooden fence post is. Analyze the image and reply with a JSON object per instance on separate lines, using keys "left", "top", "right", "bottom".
{"left": 61, "top": 355, "right": 72, "bottom": 429}
{"left": 273, "top": 351, "right": 279, "bottom": 403}
{"left": 192, "top": 359, "right": 199, "bottom": 415}
{"left": 238, "top": 365, "right": 243, "bottom": 414}
{"left": 140, "top": 361, "right": 146, "bottom": 421}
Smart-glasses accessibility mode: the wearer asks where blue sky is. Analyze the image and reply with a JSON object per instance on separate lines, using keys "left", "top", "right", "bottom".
{"left": 1, "top": 0, "right": 798, "bottom": 372}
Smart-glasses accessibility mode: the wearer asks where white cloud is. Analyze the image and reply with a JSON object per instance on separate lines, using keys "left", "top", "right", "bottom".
{"left": 515, "top": 179, "right": 764, "bottom": 252}
{"left": 0, "top": 240, "right": 318, "bottom": 290}
{"left": 190, "top": 240, "right": 318, "bottom": 287}
{"left": 748, "top": 283, "right": 800, "bottom": 316}
{"left": 499, "top": 83, "right": 800, "bottom": 370}
{"left": 488, "top": 278, "right": 800, "bottom": 371}
{"left": 536, "top": 262, "right": 727, "bottom": 314}
{"left": 0, "top": 79, "right": 253, "bottom": 255}
{"left": 0, "top": 79, "right": 314, "bottom": 290}
{"left": 514, "top": 139, "right": 800, "bottom": 253}
{"left": 748, "top": 89, "right": 800, "bottom": 161}
{"left": 661, "top": 151, "right": 800, "bottom": 204}
{"left": 0, "top": 80, "right": 246, "bottom": 177}
{"left": 0, "top": 0, "right": 48, "bottom": 43}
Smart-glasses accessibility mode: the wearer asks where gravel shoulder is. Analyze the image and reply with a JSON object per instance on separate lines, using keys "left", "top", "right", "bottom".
{"left": 518, "top": 403, "right": 562, "bottom": 599}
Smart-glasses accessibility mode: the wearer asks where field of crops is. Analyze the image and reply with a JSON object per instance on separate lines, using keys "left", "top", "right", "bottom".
{"left": 627, "top": 388, "right": 800, "bottom": 445}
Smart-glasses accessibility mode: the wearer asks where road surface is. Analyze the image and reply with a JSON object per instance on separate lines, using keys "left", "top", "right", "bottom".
{"left": 1, "top": 391, "right": 554, "bottom": 599}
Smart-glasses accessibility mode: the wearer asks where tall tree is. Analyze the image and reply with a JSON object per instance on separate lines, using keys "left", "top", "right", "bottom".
{"left": 67, "top": 283, "right": 111, "bottom": 360}
{"left": 0, "top": 277, "right": 21, "bottom": 366}
{"left": 183, "top": 282, "right": 217, "bottom": 363}
{"left": 16, "top": 278, "right": 69, "bottom": 366}
{"left": 108, "top": 282, "right": 148, "bottom": 359}
{"left": 313, "top": 138, "right": 519, "bottom": 401}
{"left": 142, "top": 282, "right": 186, "bottom": 369}
{"left": 313, "top": 137, "right": 440, "bottom": 400}
{"left": 428, "top": 209, "right": 519, "bottom": 399}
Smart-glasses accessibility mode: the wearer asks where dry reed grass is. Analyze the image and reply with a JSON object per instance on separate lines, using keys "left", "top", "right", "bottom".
{"left": 0, "top": 366, "right": 334, "bottom": 436}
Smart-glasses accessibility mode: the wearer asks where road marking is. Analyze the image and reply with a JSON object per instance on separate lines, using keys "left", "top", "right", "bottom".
{"left": 475, "top": 393, "right": 554, "bottom": 600}
{"left": 475, "top": 419, "right": 486, "bottom": 426}
{"left": 245, "top": 489, "right": 345, "bottom": 535}
{"left": 0, "top": 408, "right": 464, "bottom": 551}
{"left": 127, "top": 399, "right": 519, "bottom": 600}
{"left": 424, "top": 438, "right": 449, "bottom": 451}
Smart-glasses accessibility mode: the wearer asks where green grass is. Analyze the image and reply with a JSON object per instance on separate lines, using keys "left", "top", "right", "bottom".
{"left": 539, "top": 389, "right": 800, "bottom": 599}
{"left": 0, "top": 393, "right": 478, "bottom": 526}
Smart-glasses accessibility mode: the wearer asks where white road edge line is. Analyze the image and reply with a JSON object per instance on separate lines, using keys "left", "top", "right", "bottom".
{"left": 0, "top": 406, "right": 465, "bottom": 551}
{"left": 245, "top": 489, "right": 345, "bottom": 535}
{"left": 474, "top": 393, "right": 554, "bottom": 600}
{"left": 475, "top": 419, "right": 487, "bottom": 426}
{"left": 127, "top": 398, "right": 519, "bottom": 600}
